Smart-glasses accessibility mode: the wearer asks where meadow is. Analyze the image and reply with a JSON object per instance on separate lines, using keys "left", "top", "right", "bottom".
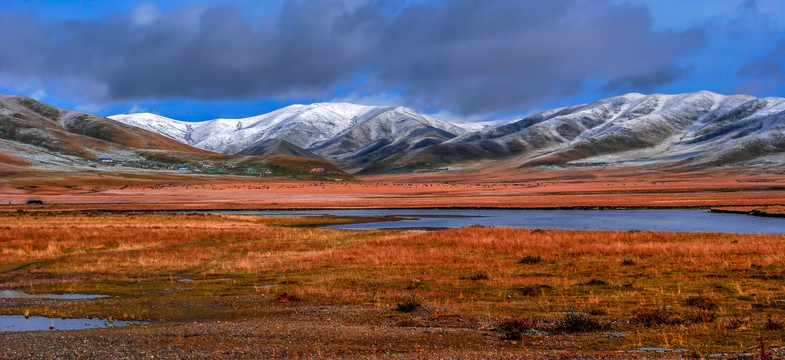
{"left": 1, "top": 211, "right": 783, "bottom": 357}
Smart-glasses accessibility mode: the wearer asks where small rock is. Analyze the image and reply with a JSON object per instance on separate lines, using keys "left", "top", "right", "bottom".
{"left": 522, "top": 329, "right": 548, "bottom": 337}
{"left": 603, "top": 332, "right": 626, "bottom": 338}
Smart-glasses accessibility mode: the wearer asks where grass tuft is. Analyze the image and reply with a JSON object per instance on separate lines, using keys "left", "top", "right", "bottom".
{"left": 395, "top": 296, "right": 422, "bottom": 313}
{"left": 463, "top": 271, "right": 489, "bottom": 281}
{"left": 276, "top": 292, "right": 301, "bottom": 304}
{"left": 555, "top": 314, "right": 603, "bottom": 333}
{"left": 634, "top": 308, "right": 671, "bottom": 327}
{"left": 497, "top": 317, "right": 536, "bottom": 340}
{"left": 685, "top": 295, "right": 718, "bottom": 311}
{"left": 765, "top": 315, "right": 783, "bottom": 331}
{"left": 518, "top": 255, "right": 542, "bottom": 264}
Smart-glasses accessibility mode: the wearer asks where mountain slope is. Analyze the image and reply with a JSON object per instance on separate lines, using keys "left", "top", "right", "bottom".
{"left": 308, "top": 106, "right": 467, "bottom": 171}
{"left": 0, "top": 95, "right": 205, "bottom": 159}
{"left": 237, "top": 138, "right": 324, "bottom": 160}
{"left": 376, "top": 91, "right": 785, "bottom": 172}
{"left": 111, "top": 103, "right": 384, "bottom": 154}
{"left": 111, "top": 103, "right": 469, "bottom": 172}
{"left": 111, "top": 92, "right": 785, "bottom": 175}
{"left": 0, "top": 95, "right": 349, "bottom": 179}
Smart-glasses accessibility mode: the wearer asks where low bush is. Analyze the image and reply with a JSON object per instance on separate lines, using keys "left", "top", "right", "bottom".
{"left": 555, "top": 314, "right": 603, "bottom": 333}
{"left": 765, "top": 315, "right": 783, "bottom": 331}
{"left": 634, "top": 308, "right": 671, "bottom": 327}
{"left": 685, "top": 295, "right": 718, "bottom": 311}
{"left": 395, "top": 296, "right": 422, "bottom": 313}
{"left": 515, "top": 285, "right": 541, "bottom": 297}
{"left": 276, "top": 292, "right": 301, "bottom": 304}
{"left": 466, "top": 271, "right": 489, "bottom": 281}
{"left": 683, "top": 309, "right": 716, "bottom": 324}
{"left": 519, "top": 255, "right": 542, "bottom": 264}
{"left": 497, "top": 317, "right": 536, "bottom": 340}
{"left": 584, "top": 278, "right": 608, "bottom": 286}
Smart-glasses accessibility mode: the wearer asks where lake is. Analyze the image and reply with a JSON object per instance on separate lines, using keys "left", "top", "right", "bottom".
{"left": 214, "top": 209, "right": 785, "bottom": 234}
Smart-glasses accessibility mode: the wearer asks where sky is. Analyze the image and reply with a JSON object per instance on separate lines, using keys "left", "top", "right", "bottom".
{"left": 0, "top": 0, "right": 783, "bottom": 122}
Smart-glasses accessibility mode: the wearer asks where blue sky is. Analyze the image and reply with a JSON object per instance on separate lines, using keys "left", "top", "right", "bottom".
{"left": 0, "top": 0, "right": 783, "bottom": 122}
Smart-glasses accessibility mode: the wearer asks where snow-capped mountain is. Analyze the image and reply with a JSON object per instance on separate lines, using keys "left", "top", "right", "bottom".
{"left": 0, "top": 95, "right": 345, "bottom": 178}
{"left": 379, "top": 91, "right": 785, "bottom": 173}
{"left": 111, "top": 103, "right": 470, "bottom": 171}
{"left": 111, "top": 92, "right": 785, "bottom": 174}
{"left": 111, "top": 103, "right": 385, "bottom": 154}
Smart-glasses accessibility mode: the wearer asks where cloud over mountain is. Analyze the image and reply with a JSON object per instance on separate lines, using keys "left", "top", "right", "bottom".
{"left": 0, "top": 0, "right": 705, "bottom": 116}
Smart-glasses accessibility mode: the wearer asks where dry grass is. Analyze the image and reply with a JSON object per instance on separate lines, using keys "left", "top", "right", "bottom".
{"left": 1, "top": 212, "right": 784, "bottom": 354}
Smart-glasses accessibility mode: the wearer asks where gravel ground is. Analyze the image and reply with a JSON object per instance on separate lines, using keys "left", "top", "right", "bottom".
{"left": 0, "top": 305, "right": 709, "bottom": 359}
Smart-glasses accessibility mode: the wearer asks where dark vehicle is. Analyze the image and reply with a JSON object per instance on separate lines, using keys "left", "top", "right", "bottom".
{"left": 26, "top": 198, "right": 45, "bottom": 205}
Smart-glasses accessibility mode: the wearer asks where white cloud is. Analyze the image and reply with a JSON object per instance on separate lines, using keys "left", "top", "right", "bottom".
{"left": 131, "top": 2, "right": 160, "bottom": 26}
{"left": 29, "top": 89, "right": 45, "bottom": 100}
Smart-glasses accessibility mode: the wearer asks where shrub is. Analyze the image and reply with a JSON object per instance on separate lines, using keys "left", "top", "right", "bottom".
{"left": 276, "top": 292, "right": 301, "bottom": 304}
{"left": 497, "top": 317, "right": 535, "bottom": 340}
{"left": 684, "top": 309, "right": 716, "bottom": 324}
{"left": 519, "top": 255, "right": 542, "bottom": 264}
{"left": 395, "top": 296, "right": 422, "bottom": 313}
{"left": 635, "top": 308, "right": 670, "bottom": 327}
{"left": 765, "top": 315, "right": 783, "bottom": 331}
{"left": 467, "top": 271, "right": 489, "bottom": 281}
{"left": 588, "top": 308, "right": 608, "bottom": 316}
{"left": 515, "top": 285, "right": 541, "bottom": 297}
{"left": 685, "top": 295, "right": 718, "bottom": 311}
{"left": 621, "top": 258, "right": 636, "bottom": 266}
{"left": 584, "top": 278, "right": 608, "bottom": 286}
{"left": 721, "top": 317, "right": 749, "bottom": 330}
{"left": 555, "top": 314, "right": 603, "bottom": 333}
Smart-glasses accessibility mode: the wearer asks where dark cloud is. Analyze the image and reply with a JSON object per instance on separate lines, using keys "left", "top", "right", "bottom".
{"left": 0, "top": 0, "right": 705, "bottom": 115}
{"left": 737, "top": 40, "right": 785, "bottom": 94}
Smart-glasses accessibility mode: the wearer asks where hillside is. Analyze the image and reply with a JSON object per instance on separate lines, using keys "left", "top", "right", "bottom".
{"left": 0, "top": 95, "right": 348, "bottom": 180}
{"left": 112, "top": 92, "right": 785, "bottom": 175}
{"left": 111, "top": 103, "right": 472, "bottom": 172}
{"left": 371, "top": 91, "right": 785, "bottom": 173}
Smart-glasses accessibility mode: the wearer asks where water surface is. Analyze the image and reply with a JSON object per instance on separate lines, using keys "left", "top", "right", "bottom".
{"left": 0, "top": 315, "right": 143, "bottom": 332}
{"left": 0, "top": 290, "right": 109, "bottom": 300}
{"left": 216, "top": 209, "right": 785, "bottom": 234}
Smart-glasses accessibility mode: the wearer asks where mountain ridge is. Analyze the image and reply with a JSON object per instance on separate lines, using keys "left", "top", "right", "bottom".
{"left": 111, "top": 91, "right": 785, "bottom": 174}
{"left": 0, "top": 94, "right": 349, "bottom": 179}
{"left": 110, "top": 103, "right": 474, "bottom": 172}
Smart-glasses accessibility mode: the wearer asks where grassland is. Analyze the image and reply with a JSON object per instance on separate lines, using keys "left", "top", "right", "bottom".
{"left": 2, "top": 167, "right": 785, "bottom": 213}
{"left": 1, "top": 211, "right": 783, "bottom": 358}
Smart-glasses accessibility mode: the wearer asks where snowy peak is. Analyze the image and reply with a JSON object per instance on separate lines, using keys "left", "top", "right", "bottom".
{"left": 109, "top": 113, "right": 194, "bottom": 145}
{"left": 110, "top": 102, "right": 467, "bottom": 164}
{"left": 386, "top": 91, "right": 785, "bottom": 173}
{"left": 109, "top": 92, "right": 785, "bottom": 174}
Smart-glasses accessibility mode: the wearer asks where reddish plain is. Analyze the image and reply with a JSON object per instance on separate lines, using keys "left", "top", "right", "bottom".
{"left": 1, "top": 166, "right": 784, "bottom": 211}
{"left": 1, "top": 166, "right": 785, "bottom": 358}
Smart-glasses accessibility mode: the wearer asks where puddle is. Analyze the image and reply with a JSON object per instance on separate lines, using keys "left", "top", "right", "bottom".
{"left": 252, "top": 285, "right": 277, "bottom": 289}
{"left": 0, "top": 315, "right": 144, "bottom": 332}
{"left": 0, "top": 290, "right": 109, "bottom": 300}
{"left": 632, "top": 347, "right": 687, "bottom": 353}
{"left": 177, "top": 278, "right": 193, "bottom": 282}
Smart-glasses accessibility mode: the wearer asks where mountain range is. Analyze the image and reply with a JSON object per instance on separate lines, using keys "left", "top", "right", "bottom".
{"left": 0, "top": 95, "right": 345, "bottom": 178}
{"left": 110, "top": 103, "right": 478, "bottom": 173}
{"left": 2, "top": 91, "right": 783, "bottom": 177}
{"left": 111, "top": 91, "right": 785, "bottom": 174}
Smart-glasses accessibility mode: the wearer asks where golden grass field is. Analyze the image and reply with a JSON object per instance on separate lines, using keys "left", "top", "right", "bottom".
{"left": 1, "top": 210, "right": 784, "bottom": 358}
